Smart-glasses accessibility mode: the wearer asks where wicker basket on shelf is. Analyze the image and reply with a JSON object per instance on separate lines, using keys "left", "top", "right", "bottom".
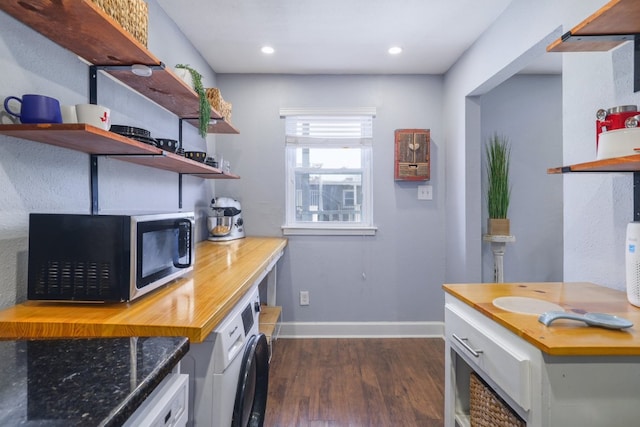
{"left": 469, "top": 373, "right": 525, "bottom": 427}
{"left": 205, "top": 88, "right": 233, "bottom": 122}
{"left": 90, "top": 0, "right": 148, "bottom": 47}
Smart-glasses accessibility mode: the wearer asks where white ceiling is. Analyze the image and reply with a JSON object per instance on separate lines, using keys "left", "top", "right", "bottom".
{"left": 156, "top": 0, "right": 559, "bottom": 75}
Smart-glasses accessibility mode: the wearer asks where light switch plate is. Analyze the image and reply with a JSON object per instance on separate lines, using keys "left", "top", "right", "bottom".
{"left": 418, "top": 185, "right": 433, "bottom": 200}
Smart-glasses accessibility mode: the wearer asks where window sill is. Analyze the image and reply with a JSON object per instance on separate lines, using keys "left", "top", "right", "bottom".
{"left": 281, "top": 225, "right": 378, "bottom": 236}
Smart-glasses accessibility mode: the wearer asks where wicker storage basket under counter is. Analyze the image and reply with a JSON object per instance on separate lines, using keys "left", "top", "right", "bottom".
{"left": 90, "top": 0, "right": 148, "bottom": 47}
{"left": 470, "top": 372, "right": 525, "bottom": 427}
{"left": 205, "top": 88, "right": 233, "bottom": 123}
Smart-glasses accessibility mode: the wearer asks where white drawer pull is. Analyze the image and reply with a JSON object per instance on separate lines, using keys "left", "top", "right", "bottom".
{"left": 453, "top": 333, "right": 483, "bottom": 357}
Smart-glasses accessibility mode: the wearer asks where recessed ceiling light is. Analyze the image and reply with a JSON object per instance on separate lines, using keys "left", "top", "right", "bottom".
{"left": 261, "top": 46, "right": 275, "bottom": 54}
{"left": 388, "top": 46, "right": 402, "bottom": 55}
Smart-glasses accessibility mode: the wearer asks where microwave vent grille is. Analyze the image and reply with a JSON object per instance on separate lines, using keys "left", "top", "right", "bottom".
{"left": 33, "top": 260, "right": 114, "bottom": 299}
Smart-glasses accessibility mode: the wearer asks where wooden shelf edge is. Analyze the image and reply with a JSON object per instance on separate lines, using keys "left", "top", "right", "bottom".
{"left": 547, "top": 37, "right": 625, "bottom": 53}
{"left": 260, "top": 305, "right": 282, "bottom": 325}
{"left": 111, "top": 153, "right": 240, "bottom": 179}
{"left": 0, "top": 123, "right": 162, "bottom": 155}
{"left": 0, "top": 124, "right": 239, "bottom": 178}
{"left": 548, "top": 153, "right": 640, "bottom": 173}
{"left": 189, "top": 172, "right": 240, "bottom": 180}
{"left": 260, "top": 305, "right": 282, "bottom": 344}
{"left": 259, "top": 305, "right": 282, "bottom": 345}
{"left": 184, "top": 118, "right": 240, "bottom": 135}
{"left": 209, "top": 120, "right": 240, "bottom": 134}
{"left": 547, "top": 0, "right": 640, "bottom": 53}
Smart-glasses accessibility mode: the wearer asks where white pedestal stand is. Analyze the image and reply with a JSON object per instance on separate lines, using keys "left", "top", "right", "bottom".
{"left": 483, "top": 234, "right": 516, "bottom": 283}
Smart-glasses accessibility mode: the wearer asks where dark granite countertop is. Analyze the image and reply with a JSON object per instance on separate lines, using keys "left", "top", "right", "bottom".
{"left": 0, "top": 336, "right": 189, "bottom": 426}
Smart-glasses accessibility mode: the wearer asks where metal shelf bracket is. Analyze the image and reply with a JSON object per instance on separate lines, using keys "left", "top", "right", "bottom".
{"left": 559, "top": 33, "right": 640, "bottom": 92}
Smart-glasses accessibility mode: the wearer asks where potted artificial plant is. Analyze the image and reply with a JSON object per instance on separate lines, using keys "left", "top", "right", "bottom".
{"left": 175, "top": 64, "right": 210, "bottom": 138}
{"left": 485, "top": 133, "right": 511, "bottom": 236}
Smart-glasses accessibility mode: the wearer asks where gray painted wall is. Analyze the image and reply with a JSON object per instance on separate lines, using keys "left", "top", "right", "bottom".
{"left": 211, "top": 72, "right": 563, "bottom": 323}
{"left": 215, "top": 74, "right": 447, "bottom": 322}
{"left": 480, "top": 75, "right": 563, "bottom": 283}
{"left": 0, "top": 1, "right": 217, "bottom": 308}
{"left": 562, "top": 41, "right": 638, "bottom": 291}
{"left": 443, "top": 0, "right": 606, "bottom": 286}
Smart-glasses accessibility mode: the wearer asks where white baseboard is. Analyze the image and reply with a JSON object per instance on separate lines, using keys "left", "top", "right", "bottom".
{"left": 277, "top": 321, "right": 444, "bottom": 339}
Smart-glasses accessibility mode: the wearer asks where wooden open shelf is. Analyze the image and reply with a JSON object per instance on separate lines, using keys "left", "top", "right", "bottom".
{"left": 548, "top": 153, "right": 640, "bottom": 174}
{"left": 548, "top": 153, "right": 640, "bottom": 221}
{"left": 0, "top": 124, "right": 239, "bottom": 178}
{"left": 260, "top": 305, "right": 282, "bottom": 346}
{"left": 0, "top": 0, "right": 238, "bottom": 134}
{"left": 184, "top": 118, "right": 240, "bottom": 135}
{"left": 547, "top": 0, "right": 640, "bottom": 52}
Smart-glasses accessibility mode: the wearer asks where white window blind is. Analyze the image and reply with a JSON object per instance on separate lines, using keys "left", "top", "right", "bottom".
{"left": 284, "top": 115, "right": 373, "bottom": 146}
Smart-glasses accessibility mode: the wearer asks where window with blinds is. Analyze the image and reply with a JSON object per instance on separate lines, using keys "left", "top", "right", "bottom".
{"left": 281, "top": 108, "right": 376, "bottom": 235}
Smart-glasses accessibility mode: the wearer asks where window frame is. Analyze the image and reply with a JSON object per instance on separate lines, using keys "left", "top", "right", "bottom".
{"left": 280, "top": 108, "right": 377, "bottom": 236}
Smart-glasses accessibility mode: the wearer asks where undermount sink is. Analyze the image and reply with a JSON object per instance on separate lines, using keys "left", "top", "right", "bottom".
{"left": 493, "top": 296, "right": 564, "bottom": 315}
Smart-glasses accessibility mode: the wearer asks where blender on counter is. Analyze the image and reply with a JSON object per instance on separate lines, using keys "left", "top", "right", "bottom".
{"left": 207, "top": 197, "right": 245, "bottom": 241}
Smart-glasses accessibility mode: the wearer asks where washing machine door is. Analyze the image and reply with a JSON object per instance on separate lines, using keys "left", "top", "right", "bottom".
{"left": 232, "top": 333, "right": 269, "bottom": 427}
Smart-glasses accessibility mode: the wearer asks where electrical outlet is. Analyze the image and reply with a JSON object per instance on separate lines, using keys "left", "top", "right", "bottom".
{"left": 418, "top": 185, "right": 433, "bottom": 200}
{"left": 300, "top": 290, "right": 310, "bottom": 306}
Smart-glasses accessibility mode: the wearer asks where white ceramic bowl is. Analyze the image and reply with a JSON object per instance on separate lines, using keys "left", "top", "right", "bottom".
{"left": 597, "top": 128, "right": 640, "bottom": 160}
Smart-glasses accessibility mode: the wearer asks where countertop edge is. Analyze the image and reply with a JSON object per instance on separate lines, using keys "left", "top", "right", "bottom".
{"left": 102, "top": 337, "right": 190, "bottom": 426}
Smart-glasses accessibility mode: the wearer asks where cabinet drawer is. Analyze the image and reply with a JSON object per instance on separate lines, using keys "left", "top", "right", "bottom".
{"left": 446, "top": 303, "right": 530, "bottom": 410}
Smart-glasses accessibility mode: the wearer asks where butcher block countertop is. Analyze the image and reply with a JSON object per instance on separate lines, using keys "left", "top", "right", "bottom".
{"left": 0, "top": 237, "right": 287, "bottom": 343}
{"left": 443, "top": 282, "right": 640, "bottom": 356}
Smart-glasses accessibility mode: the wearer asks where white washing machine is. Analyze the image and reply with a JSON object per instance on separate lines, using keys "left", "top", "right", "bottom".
{"left": 181, "top": 284, "right": 270, "bottom": 427}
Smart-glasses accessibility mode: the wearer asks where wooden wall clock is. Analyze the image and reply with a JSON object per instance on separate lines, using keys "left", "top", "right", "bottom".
{"left": 394, "top": 129, "right": 430, "bottom": 181}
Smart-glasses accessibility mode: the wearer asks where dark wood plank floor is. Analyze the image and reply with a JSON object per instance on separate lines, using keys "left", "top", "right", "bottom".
{"left": 265, "top": 338, "right": 445, "bottom": 427}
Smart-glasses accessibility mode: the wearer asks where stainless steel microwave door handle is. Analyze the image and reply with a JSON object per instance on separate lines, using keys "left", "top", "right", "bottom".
{"left": 452, "top": 333, "right": 483, "bottom": 358}
{"left": 173, "top": 219, "right": 192, "bottom": 268}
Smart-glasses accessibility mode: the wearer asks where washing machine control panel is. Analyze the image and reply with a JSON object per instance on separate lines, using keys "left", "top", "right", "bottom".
{"left": 241, "top": 303, "right": 254, "bottom": 335}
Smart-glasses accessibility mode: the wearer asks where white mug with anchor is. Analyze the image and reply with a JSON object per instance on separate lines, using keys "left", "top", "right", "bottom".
{"left": 75, "top": 104, "right": 110, "bottom": 130}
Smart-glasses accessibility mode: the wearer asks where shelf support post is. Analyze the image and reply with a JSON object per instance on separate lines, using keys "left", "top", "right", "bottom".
{"left": 178, "top": 119, "right": 184, "bottom": 209}
{"left": 178, "top": 173, "right": 183, "bottom": 209}
{"left": 89, "top": 65, "right": 98, "bottom": 105}
{"left": 635, "top": 172, "right": 640, "bottom": 222}
{"left": 90, "top": 155, "right": 99, "bottom": 214}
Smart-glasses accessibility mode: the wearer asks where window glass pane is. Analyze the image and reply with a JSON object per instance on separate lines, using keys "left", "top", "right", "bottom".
{"left": 294, "top": 171, "right": 363, "bottom": 223}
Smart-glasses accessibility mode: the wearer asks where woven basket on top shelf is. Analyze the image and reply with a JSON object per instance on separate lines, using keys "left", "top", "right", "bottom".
{"left": 469, "top": 373, "right": 525, "bottom": 427}
{"left": 205, "top": 88, "right": 233, "bottom": 123}
{"left": 90, "top": 0, "right": 148, "bottom": 47}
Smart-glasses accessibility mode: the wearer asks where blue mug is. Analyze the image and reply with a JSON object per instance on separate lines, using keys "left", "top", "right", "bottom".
{"left": 4, "top": 94, "right": 62, "bottom": 124}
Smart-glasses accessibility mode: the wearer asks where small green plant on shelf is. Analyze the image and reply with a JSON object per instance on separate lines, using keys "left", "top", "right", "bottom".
{"left": 485, "top": 132, "right": 511, "bottom": 235}
{"left": 175, "top": 64, "right": 210, "bottom": 138}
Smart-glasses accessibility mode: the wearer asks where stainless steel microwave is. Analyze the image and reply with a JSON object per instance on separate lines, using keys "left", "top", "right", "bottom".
{"left": 27, "top": 212, "right": 195, "bottom": 302}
